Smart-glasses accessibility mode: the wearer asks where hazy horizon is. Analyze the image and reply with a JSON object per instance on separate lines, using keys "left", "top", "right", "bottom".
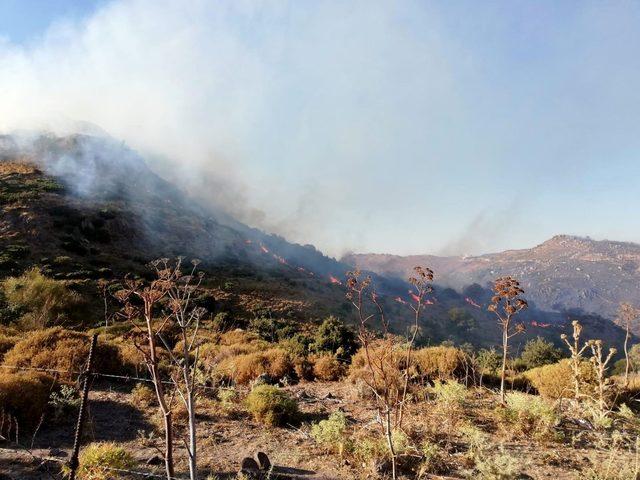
{"left": 1, "top": 1, "right": 639, "bottom": 257}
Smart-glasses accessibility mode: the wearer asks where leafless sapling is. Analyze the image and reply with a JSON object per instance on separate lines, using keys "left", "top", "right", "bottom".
{"left": 616, "top": 302, "right": 638, "bottom": 387}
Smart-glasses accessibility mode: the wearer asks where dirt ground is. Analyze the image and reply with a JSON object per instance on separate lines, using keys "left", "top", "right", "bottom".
{"left": 0, "top": 380, "right": 636, "bottom": 479}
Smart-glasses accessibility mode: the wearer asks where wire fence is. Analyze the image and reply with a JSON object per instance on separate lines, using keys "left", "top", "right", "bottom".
{"left": 0, "top": 354, "right": 238, "bottom": 479}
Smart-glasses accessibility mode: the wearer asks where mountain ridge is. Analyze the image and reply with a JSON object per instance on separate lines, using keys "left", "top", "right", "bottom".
{"left": 343, "top": 234, "right": 640, "bottom": 327}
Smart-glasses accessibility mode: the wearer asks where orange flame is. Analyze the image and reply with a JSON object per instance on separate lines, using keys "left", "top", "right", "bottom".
{"left": 329, "top": 275, "right": 342, "bottom": 285}
{"left": 531, "top": 321, "right": 551, "bottom": 328}
{"left": 245, "top": 239, "right": 252, "bottom": 244}
{"left": 273, "top": 254, "right": 288, "bottom": 265}
{"left": 465, "top": 297, "right": 482, "bottom": 309}
{"left": 409, "top": 292, "right": 421, "bottom": 303}
{"left": 395, "top": 296, "right": 407, "bottom": 305}
{"left": 260, "top": 245, "right": 269, "bottom": 254}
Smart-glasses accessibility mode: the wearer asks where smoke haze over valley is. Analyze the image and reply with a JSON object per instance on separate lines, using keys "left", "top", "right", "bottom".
{"left": 1, "top": 1, "right": 640, "bottom": 257}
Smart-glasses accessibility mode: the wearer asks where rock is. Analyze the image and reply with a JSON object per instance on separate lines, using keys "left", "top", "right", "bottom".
{"left": 256, "top": 451, "right": 271, "bottom": 470}
{"left": 146, "top": 455, "right": 163, "bottom": 465}
{"left": 48, "top": 448, "right": 67, "bottom": 457}
{"left": 240, "top": 457, "right": 260, "bottom": 477}
{"left": 252, "top": 374, "right": 273, "bottom": 386}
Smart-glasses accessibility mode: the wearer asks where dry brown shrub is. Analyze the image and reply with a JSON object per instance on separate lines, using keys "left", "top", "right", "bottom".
{"left": 130, "top": 383, "right": 156, "bottom": 408}
{"left": 413, "top": 346, "right": 466, "bottom": 382}
{"left": 2, "top": 327, "right": 123, "bottom": 380}
{"left": 348, "top": 340, "right": 405, "bottom": 396}
{"left": 197, "top": 342, "right": 221, "bottom": 374}
{"left": 293, "top": 357, "right": 314, "bottom": 381}
{"left": 0, "top": 333, "right": 17, "bottom": 358}
{"left": 524, "top": 359, "right": 594, "bottom": 399}
{"left": 312, "top": 354, "right": 344, "bottom": 381}
{"left": 0, "top": 371, "right": 53, "bottom": 433}
{"left": 264, "top": 348, "right": 293, "bottom": 379}
{"left": 219, "top": 329, "right": 260, "bottom": 346}
{"left": 216, "top": 347, "right": 293, "bottom": 384}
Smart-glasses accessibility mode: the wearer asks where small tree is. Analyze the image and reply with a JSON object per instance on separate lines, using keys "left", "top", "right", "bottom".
{"left": 560, "top": 320, "right": 590, "bottom": 399}
{"left": 155, "top": 259, "right": 206, "bottom": 480}
{"left": 313, "top": 315, "right": 357, "bottom": 359}
{"left": 116, "top": 258, "right": 205, "bottom": 480}
{"left": 475, "top": 348, "right": 502, "bottom": 387}
{"left": 520, "top": 336, "right": 563, "bottom": 369}
{"left": 616, "top": 302, "right": 638, "bottom": 386}
{"left": 487, "top": 276, "right": 528, "bottom": 404}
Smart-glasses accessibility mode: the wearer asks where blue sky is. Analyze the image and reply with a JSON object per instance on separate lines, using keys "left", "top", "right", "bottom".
{"left": 0, "top": 1, "right": 639, "bottom": 257}
{"left": 0, "top": 0, "right": 103, "bottom": 43}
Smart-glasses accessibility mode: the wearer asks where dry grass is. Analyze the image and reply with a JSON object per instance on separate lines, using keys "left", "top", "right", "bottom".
{"left": 312, "top": 354, "right": 344, "bottom": 381}
{"left": 0, "top": 371, "right": 53, "bottom": 434}
{"left": 413, "top": 345, "right": 467, "bottom": 382}
{"left": 2, "top": 327, "right": 123, "bottom": 380}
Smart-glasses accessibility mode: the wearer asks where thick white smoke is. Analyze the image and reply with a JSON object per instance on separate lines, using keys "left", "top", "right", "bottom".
{"left": 1, "top": 1, "right": 639, "bottom": 256}
{"left": 0, "top": 0, "right": 457, "bottom": 256}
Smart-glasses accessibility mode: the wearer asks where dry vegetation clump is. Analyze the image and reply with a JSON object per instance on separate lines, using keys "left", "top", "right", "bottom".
{"left": 0, "top": 332, "right": 17, "bottom": 358}
{"left": 245, "top": 384, "right": 299, "bottom": 426}
{"left": 347, "top": 340, "right": 405, "bottom": 398}
{"left": 413, "top": 345, "right": 468, "bottom": 383}
{"left": 427, "top": 380, "right": 469, "bottom": 433}
{"left": 312, "top": 354, "right": 345, "bottom": 381}
{"left": 1, "top": 267, "right": 81, "bottom": 329}
{"left": 219, "top": 329, "right": 261, "bottom": 346}
{"left": 498, "top": 392, "right": 559, "bottom": 441}
{"left": 524, "top": 359, "right": 594, "bottom": 400}
{"left": 310, "top": 411, "right": 351, "bottom": 455}
{"left": 63, "top": 442, "right": 136, "bottom": 480}
{"left": 293, "top": 356, "right": 314, "bottom": 381}
{"left": 216, "top": 347, "right": 294, "bottom": 385}
{"left": 130, "top": 383, "right": 156, "bottom": 408}
{"left": 2, "top": 327, "right": 124, "bottom": 379}
{"left": 0, "top": 371, "right": 53, "bottom": 435}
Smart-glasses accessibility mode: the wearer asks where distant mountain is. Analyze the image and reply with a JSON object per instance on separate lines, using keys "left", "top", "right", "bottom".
{"left": 343, "top": 235, "right": 640, "bottom": 331}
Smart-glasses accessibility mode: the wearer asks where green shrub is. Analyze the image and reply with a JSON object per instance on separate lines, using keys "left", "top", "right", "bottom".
{"left": 476, "top": 348, "right": 502, "bottom": 377}
{"left": 310, "top": 411, "right": 350, "bottom": 454}
{"left": 65, "top": 442, "right": 136, "bottom": 480}
{"left": 353, "top": 430, "right": 411, "bottom": 475}
{"left": 500, "top": 392, "right": 558, "bottom": 440}
{"left": 249, "top": 317, "right": 299, "bottom": 342}
{"left": 520, "top": 336, "right": 564, "bottom": 369}
{"left": 313, "top": 316, "right": 357, "bottom": 359}
{"left": 430, "top": 379, "right": 468, "bottom": 407}
{"left": 48, "top": 384, "right": 80, "bottom": 423}
{"left": 245, "top": 384, "right": 299, "bottom": 426}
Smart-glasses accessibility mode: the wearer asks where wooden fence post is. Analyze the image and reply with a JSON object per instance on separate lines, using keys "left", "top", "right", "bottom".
{"left": 68, "top": 334, "right": 98, "bottom": 480}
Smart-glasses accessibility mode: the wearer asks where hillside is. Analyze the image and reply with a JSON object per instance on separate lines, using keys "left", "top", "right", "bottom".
{"left": 344, "top": 235, "right": 640, "bottom": 329}
{"left": 0, "top": 133, "right": 632, "bottom": 350}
